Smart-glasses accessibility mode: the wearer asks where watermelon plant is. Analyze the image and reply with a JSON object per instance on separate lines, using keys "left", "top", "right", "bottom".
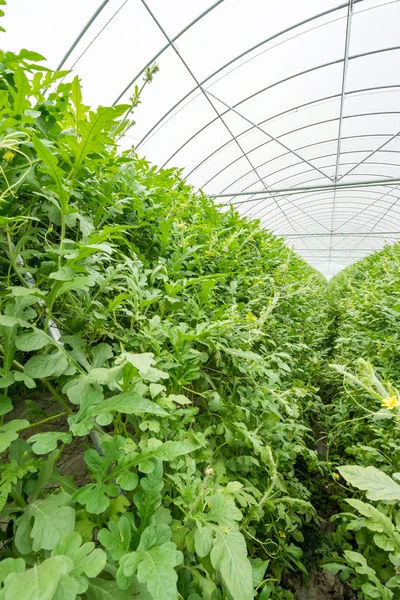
{"left": 321, "top": 247, "right": 400, "bottom": 599}
{"left": 0, "top": 47, "right": 330, "bottom": 600}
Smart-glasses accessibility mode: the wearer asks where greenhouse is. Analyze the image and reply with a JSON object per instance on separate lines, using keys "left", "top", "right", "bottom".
{"left": 1, "top": 1, "right": 400, "bottom": 598}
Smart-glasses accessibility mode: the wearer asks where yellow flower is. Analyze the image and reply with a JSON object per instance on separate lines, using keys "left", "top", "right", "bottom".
{"left": 246, "top": 312, "right": 257, "bottom": 323}
{"left": 333, "top": 473, "right": 340, "bottom": 479}
{"left": 381, "top": 395, "right": 399, "bottom": 410}
{"left": 3, "top": 150, "right": 15, "bottom": 163}
{"left": 279, "top": 530, "right": 286, "bottom": 538}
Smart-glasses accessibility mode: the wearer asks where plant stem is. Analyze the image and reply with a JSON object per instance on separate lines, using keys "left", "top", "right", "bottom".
{"left": 43, "top": 381, "right": 72, "bottom": 414}
{"left": 20, "top": 412, "right": 66, "bottom": 431}
{"left": 10, "top": 489, "right": 26, "bottom": 508}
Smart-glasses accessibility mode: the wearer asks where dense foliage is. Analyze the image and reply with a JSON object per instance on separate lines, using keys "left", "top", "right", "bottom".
{"left": 323, "top": 245, "right": 400, "bottom": 598}
{"left": 0, "top": 49, "right": 331, "bottom": 600}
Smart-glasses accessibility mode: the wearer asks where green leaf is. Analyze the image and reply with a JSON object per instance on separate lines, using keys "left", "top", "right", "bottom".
{"left": 338, "top": 466, "right": 400, "bottom": 501}
{"left": 0, "top": 419, "right": 29, "bottom": 453}
{"left": 252, "top": 559, "right": 270, "bottom": 588}
{"left": 134, "top": 461, "right": 163, "bottom": 528}
{"left": 135, "top": 441, "right": 199, "bottom": 464}
{"left": 24, "top": 350, "right": 69, "bottom": 379}
{"left": 94, "top": 392, "right": 168, "bottom": 417}
{"left": 138, "top": 524, "right": 171, "bottom": 551}
{"left": 6, "top": 371, "right": 36, "bottom": 389}
{"left": 115, "top": 456, "right": 139, "bottom": 491}
{"left": 1, "top": 556, "right": 70, "bottom": 600}
{"left": 32, "top": 449, "right": 59, "bottom": 499}
{"left": 72, "top": 482, "right": 118, "bottom": 515}
{"left": 118, "top": 352, "right": 156, "bottom": 374}
{"left": 10, "top": 67, "right": 30, "bottom": 114}
{"left": 0, "top": 315, "right": 25, "bottom": 328}
{"left": 32, "top": 135, "right": 67, "bottom": 204}
{"left": 86, "top": 579, "right": 133, "bottom": 600}
{"left": 206, "top": 493, "right": 243, "bottom": 528}
{"left": 0, "top": 558, "right": 25, "bottom": 584}
{"left": 121, "top": 542, "right": 182, "bottom": 600}
{"left": 15, "top": 492, "right": 75, "bottom": 553}
{"left": 137, "top": 543, "right": 183, "bottom": 600}
{"left": 87, "top": 365, "right": 123, "bottom": 385}
{"left": 49, "top": 266, "right": 76, "bottom": 281}
{"left": 15, "top": 329, "right": 52, "bottom": 351}
{"left": 167, "top": 394, "right": 191, "bottom": 405}
{"left": 210, "top": 529, "right": 253, "bottom": 600}
{"left": 346, "top": 498, "right": 398, "bottom": 534}
{"left": 91, "top": 343, "right": 113, "bottom": 368}
{"left": 194, "top": 525, "right": 214, "bottom": 557}
{"left": 0, "top": 394, "right": 13, "bottom": 416}
{"left": 223, "top": 347, "right": 263, "bottom": 361}
{"left": 52, "top": 531, "right": 106, "bottom": 590}
{"left": 28, "top": 431, "right": 72, "bottom": 455}
{"left": 344, "top": 551, "right": 393, "bottom": 599}
{"left": 98, "top": 516, "right": 131, "bottom": 561}
{"left": 69, "top": 105, "right": 123, "bottom": 170}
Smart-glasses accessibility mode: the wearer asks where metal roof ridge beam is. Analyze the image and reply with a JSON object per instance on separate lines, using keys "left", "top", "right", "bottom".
{"left": 212, "top": 177, "right": 400, "bottom": 198}
{"left": 329, "top": 0, "right": 354, "bottom": 276}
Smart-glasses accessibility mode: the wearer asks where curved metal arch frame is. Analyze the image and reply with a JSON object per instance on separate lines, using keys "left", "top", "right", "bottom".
{"left": 253, "top": 194, "right": 400, "bottom": 229}
{"left": 214, "top": 143, "right": 400, "bottom": 205}
{"left": 237, "top": 161, "right": 400, "bottom": 215}
{"left": 245, "top": 189, "right": 400, "bottom": 234}
{"left": 152, "top": 45, "right": 400, "bottom": 170}
{"left": 246, "top": 196, "right": 400, "bottom": 232}
{"left": 246, "top": 182, "right": 400, "bottom": 234}
{"left": 196, "top": 88, "right": 400, "bottom": 189}
{"left": 227, "top": 166, "right": 400, "bottom": 220}
{"left": 260, "top": 201, "right": 400, "bottom": 233}
{"left": 202, "top": 108, "right": 400, "bottom": 199}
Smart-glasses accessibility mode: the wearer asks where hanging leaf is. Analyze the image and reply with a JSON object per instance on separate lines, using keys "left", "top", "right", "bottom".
{"left": 210, "top": 529, "right": 253, "bottom": 600}
{"left": 94, "top": 392, "right": 168, "bottom": 417}
{"left": 24, "top": 350, "right": 69, "bottom": 379}
{"left": 194, "top": 525, "right": 214, "bottom": 558}
{"left": 15, "top": 329, "right": 53, "bottom": 351}
{"left": 338, "top": 466, "right": 400, "bottom": 501}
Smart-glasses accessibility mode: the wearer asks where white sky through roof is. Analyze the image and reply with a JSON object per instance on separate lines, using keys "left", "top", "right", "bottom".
{"left": 3, "top": 0, "right": 400, "bottom": 277}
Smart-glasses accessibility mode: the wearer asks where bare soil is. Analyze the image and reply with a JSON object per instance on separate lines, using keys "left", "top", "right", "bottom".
{"left": 287, "top": 572, "right": 358, "bottom": 600}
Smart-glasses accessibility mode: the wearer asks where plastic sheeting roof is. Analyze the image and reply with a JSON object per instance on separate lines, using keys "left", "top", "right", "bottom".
{"left": 3, "top": 0, "right": 400, "bottom": 277}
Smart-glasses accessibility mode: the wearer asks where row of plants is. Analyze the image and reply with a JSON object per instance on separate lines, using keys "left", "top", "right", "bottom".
{"left": 0, "top": 47, "right": 331, "bottom": 599}
{"left": 322, "top": 245, "right": 400, "bottom": 599}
